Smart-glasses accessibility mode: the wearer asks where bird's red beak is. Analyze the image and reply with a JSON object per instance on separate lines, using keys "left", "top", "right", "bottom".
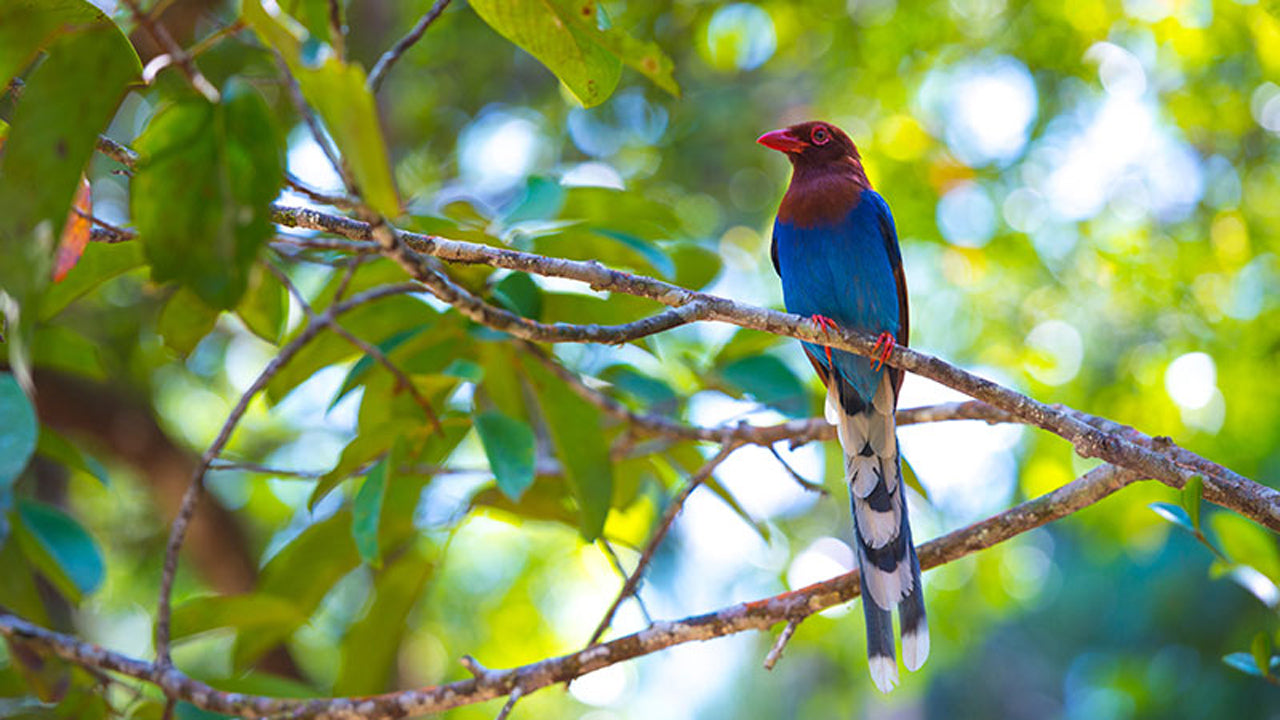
{"left": 756, "top": 128, "right": 806, "bottom": 154}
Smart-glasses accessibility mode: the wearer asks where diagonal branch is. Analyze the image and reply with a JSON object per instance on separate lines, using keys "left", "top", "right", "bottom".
{"left": 1, "top": 463, "right": 1140, "bottom": 718}
{"left": 152, "top": 282, "right": 421, "bottom": 665}
{"left": 265, "top": 261, "right": 443, "bottom": 432}
{"left": 367, "top": 0, "right": 454, "bottom": 93}
{"left": 123, "top": 0, "right": 219, "bottom": 102}
{"left": 586, "top": 441, "right": 742, "bottom": 647}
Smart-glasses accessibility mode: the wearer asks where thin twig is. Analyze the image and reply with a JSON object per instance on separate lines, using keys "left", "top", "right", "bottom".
{"left": 266, "top": 262, "right": 443, "bottom": 432}
{"left": 207, "top": 460, "right": 327, "bottom": 478}
{"left": 586, "top": 442, "right": 742, "bottom": 647}
{"left": 96, "top": 135, "right": 139, "bottom": 171}
{"left": 187, "top": 19, "right": 246, "bottom": 58}
{"left": 327, "top": 0, "right": 345, "bottom": 60}
{"left": 73, "top": 208, "right": 133, "bottom": 238}
{"left": 123, "top": 0, "right": 219, "bottom": 102}
{"left": 599, "top": 540, "right": 653, "bottom": 625}
{"left": 763, "top": 619, "right": 800, "bottom": 670}
{"left": 331, "top": 256, "right": 363, "bottom": 303}
{"left": 367, "top": 0, "right": 453, "bottom": 93}
{"left": 274, "top": 57, "right": 347, "bottom": 192}
{"left": 767, "top": 445, "right": 827, "bottom": 495}
{"left": 285, "top": 173, "right": 359, "bottom": 209}
{"left": 151, "top": 283, "right": 421, "bottom": 665}
{"left": 494, "top": 687, "right": 522, "bottom": 720}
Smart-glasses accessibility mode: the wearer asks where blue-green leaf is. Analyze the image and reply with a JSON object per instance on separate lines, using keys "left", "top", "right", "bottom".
{"left": 718, "top": 354, "right": 808, "bottom": 417}
{"left": 491, "top": 272, "right": 543, "bottom": 320}
{"left": 1224, "top": 652, "right": 1266, "bottom": 677}
{"left": 0, "top": 373, "right": 37, "bottom": 490}
{"left": 15, "top": 498, "right": 104, "bottom": 599}
{"left": 475, "top": 411, "right": 537, "bottom": 500}
{"left": 1149, "top": 501, "right": 1195, "bottom": 533}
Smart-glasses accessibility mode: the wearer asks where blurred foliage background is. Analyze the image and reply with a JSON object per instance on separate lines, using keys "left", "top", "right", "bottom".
{"left": 2, "top": 0, "right": 1280, "bottom": 718}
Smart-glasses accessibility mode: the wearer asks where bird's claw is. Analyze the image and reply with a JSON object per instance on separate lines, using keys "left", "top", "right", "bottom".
{"left": 871, "top": 332, "right": 895, "bottom": 372}
{"left": 810, "top": 315, "right": 839, "bottom": 367}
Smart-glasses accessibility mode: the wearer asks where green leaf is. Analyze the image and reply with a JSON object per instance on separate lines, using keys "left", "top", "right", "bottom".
{"left": 0, "top": 373, "right": 37, "bottom": 490}
{"left": 133, "top": 80, "right": 282, "bottom": 309}
{"left": 1253, "top": 631, "right": 1273, "bottom": 678}
{"left": 0, "top": 535, "right": 49, "bottom": 624}
{"left": 475, "top": 411, "right": 537, "bottom": 500}
{"left": 38, "top": 241, "right": 145, "bottom": 320}
{"left": 334, "top": 545, "right": 432, "bottom": 695}
{"left": 242, "top": 0, "right": 399, "bottom": 216}
{"left": 1182, "top": 474, "right": 1204, "bottom": 531}
{"left": 443, "top": 359, "right": 485, "bottom": 383}
{"left": 171, "top": 594, "right": 306, "bottom": 641}
{"left": 714, "top": 327, "right": 786, "bottom": 366}
{"left": 280, "top": 0, "right": 343, "bottom": 45}
{"left": 502, "top": 176, "right": 567, "bottom": 224}
{"left": 718, "top": 354, "right": 808, "bottom": 417}
{"left": 32, "top": 324, "right": 106, "bottom": 381}
{"left": 600, "top": 364, "right": 678, "bottom": 411}
{"left": 469, "top": 0, "right": 621, "bottom": 107}
{"left": 523, "top": 358, "right": 614, "bottom": 540}
{"left": 669, "top": 244, "right": 722, "bottom": 291}
{"left": 309, "top": 423, "right": 395, "bottom": 510}
{"left": 492, "top": 272, "right": 543, "bottom": 320}
{"left": 587, "top": 1, "right": 679, "bottom": 95}
{"left": 267, "top": 294, "right": 436, "bottom": 403}
{"left": 0, "top": 0, "right": 117, "bottom": 88}
{"left": 593, "top": 229, "right": 675, "bottom": 278}
{"left": 1211, "top": 512, "right": 1280, "bottom": 587}
{"left": 158, "top": 288, "right": 220, "bottom": 357}
{"left": 352, "top": 458, "right": 389, "bottom": 566}
{"left": 329, "top": 327, "right": 424, "bottom": 411}
{"left": 1149, "top": 501, "right": 1196, "bottom": 534}
{"left": 902, "top": 456, "right": 930, "bottom": 503}
{"left": 469, "top": 0, "right": 677, "bottom": 106}
{"left": 233, "top": 511, "right": 360, "bottom": 669}
{"left": 14, "top": 498, "right": 104, "bottom": 600}
{"left": 36, "top": 427, "right": 108, "bottom": 486}
{"left": 0, "top": 15, "right": 140, "bottom": 300}
{"left": 236, "top": 264, "right": 287, "bottom": 343}
{"left": 472, "top": 475, "right": 579, "bottom": 527}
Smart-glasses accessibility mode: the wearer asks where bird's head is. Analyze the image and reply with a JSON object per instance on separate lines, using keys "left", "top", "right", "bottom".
{"left": 756, "top": 121, "right": 861, "bottom": 170}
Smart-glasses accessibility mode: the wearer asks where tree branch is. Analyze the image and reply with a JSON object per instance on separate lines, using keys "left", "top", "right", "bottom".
{"left": 587, "top": 442, "right": 741, "bottom": 647}
{"left": 367, "top": 0, "right": 453, "bottom": 93}
{"left": 152, "top": 282, "right": 422, "bottom": 665}
{"left": 266, "top": 203, "right": 1279, "bottom": 533}
{"left": 0, "top": 463, "right": 1141, "bottom": 718}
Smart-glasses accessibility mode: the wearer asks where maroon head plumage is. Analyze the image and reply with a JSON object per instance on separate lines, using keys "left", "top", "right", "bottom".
{"left": 757, "top": 121, "right": 872, "bottom": 227}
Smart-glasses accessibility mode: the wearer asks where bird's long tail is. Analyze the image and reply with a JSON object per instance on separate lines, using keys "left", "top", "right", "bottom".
{"left": 826, "top": 373, "right": 928, "bottom": 693}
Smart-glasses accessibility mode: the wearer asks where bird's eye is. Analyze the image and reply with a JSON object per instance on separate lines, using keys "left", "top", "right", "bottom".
{"left": 812, "top": 127, "right": 831, "bottom": 145}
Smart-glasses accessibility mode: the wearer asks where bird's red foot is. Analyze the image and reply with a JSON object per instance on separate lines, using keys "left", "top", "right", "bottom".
{"left": 871, "top": 332, "right": 896, "bottom": 372}
{"left": 810, "top": 314, "right": 840, "bottom": 367}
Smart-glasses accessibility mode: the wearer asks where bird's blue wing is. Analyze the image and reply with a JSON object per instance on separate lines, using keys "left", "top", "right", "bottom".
{"left": 772, "top": 190, "right": 904, "bottom": 406}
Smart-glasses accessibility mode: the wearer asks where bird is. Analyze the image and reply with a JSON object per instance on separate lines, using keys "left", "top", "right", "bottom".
{"left": 758, "top": 121, "right": 926, "bottom": 693}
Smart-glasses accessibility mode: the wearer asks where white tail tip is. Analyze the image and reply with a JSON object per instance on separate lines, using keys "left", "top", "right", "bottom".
{"left": 868, "top": 656, "right": 899, "bottom": 694}
{"left": 902, "top": 626, "right": 930, "bottom": 672}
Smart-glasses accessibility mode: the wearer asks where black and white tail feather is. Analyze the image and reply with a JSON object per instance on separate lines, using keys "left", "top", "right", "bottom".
{"left": 826, "top": 373, "right": 928, "bottom": 693}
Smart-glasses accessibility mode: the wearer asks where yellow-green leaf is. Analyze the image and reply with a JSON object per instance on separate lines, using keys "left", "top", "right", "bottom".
{"left": 242, "top": 0, "right": 400, "bottom": 216}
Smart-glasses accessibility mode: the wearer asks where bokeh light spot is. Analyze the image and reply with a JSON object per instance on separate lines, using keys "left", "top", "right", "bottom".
{"left": 1164, "top": 352, "right": 1216, "bottom": 410}
{"left": 937, "top": 182, "right": 997, "bottom": 247}
{"left": 704, "top": 4, "right": 777, "bottom": 72}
